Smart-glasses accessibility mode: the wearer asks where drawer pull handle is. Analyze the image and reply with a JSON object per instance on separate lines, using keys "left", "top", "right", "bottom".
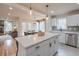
{"left": 54, "top": 40, "right": 56, "bottom": 44}
{"left": 49, "top": 43, "right": 52, "bottom": 47}
{"left": 35, "top": 46, "right": 40, "bottom": 49}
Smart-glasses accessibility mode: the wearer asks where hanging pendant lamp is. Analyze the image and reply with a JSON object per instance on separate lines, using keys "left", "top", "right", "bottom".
{"left": 46, "top": 5, "right": 49, "bottom": 20}
{"left": 30, "top": 4, "right": 32, "bottom": 15}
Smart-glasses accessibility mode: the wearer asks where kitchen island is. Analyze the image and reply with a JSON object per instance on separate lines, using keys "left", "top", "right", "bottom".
{"left": 16, "top": 32, "right": 59, "bottom": 56}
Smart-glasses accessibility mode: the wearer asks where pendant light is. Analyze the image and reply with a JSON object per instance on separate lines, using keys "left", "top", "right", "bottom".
{"left": 46, "top": 15, "right": 48, "bottom": 20}
{"left": 30, "top": 4, "right": 32, "bottom": 15}
{"left": 46, "top": 5, "right": 49, "bottom": 20}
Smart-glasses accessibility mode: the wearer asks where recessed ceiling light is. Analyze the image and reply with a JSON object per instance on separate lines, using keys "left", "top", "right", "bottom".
{"left": 8, "top": 13, "right": 11, "bottom": 16}
{"left": 50, "top": 11, "right": 54, "bottom": 13}
{"left": 9, "top": 7, "right": 13, "bottom": 10}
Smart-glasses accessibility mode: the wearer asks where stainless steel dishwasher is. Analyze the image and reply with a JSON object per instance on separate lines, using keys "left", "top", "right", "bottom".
{"left": 65, "top": 33, "right": 78, "bottom": 48}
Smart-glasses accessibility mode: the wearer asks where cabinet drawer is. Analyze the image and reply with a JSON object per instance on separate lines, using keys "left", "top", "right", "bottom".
{"left": 30, "top": 45, "right": 50, "bottom": 56}
{"left": 26, "top": 40, "right": 48, "bottom": 55}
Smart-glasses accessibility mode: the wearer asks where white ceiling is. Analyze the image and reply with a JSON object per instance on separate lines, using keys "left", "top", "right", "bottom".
{"left": 19, "top": 3, "right": 79, "bottom": 15}
{"left": 0, "top": 3, "right": 79, "bottom": 20}
{"left": 0, "top": 3, "right": 45, "bottom": 21}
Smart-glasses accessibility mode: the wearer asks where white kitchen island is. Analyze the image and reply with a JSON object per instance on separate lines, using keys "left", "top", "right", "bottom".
{"left": 16, "top": 32, "right": 59, "bottom": 56}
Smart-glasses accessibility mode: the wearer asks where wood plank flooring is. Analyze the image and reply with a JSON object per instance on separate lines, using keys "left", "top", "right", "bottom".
{"left": 1, "top": 40, "right": 79, "bottom": 56}
{"left": 0, "top": 39, "right": 17, "bottom": 56}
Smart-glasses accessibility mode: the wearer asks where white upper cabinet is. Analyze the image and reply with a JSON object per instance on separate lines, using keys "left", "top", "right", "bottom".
{"left": 66, "top": 14, "right": 79, "bottom": 26}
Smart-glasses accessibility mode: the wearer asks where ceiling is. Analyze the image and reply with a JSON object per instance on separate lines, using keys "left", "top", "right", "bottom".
{"left": 0, "top": 3, "right": 79, "bottom": 21}
{"left": 19, "top": 3, "right": 79, "bottom": 15}
{"left": 0, "top": 3, "right": 45, "bottom": 21}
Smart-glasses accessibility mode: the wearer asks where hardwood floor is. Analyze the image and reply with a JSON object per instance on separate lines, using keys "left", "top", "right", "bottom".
{"left": 1, "top": 40, "right": 79, "bottom": 56}
{"left": 0, "top": 39, "right": 17, "bottom": 56}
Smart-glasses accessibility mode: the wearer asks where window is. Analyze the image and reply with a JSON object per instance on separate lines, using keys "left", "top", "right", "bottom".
{"left": 57, "top": 17, "right": 67, "bottom": 30}
{"left": 34, "top": 22, "right": 39, "bottom": 32}
{"left": 40, "top": 21, "right": 45, "bottom": 32}
{"left": 4, "top": 21, "right": 12, "bottom": 33}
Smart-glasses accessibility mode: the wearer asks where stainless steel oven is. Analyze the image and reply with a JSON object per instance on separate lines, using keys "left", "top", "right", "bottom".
{"left": 65, "top": 33, "right": 78, "bottom": 48}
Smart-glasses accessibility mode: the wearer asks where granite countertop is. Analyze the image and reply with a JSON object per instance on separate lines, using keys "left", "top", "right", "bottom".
{"left": 51, "top": 30, "right": 79, "bottom": 34}
{"left": 16, "top": 32, "right": 59, "bottom": 48}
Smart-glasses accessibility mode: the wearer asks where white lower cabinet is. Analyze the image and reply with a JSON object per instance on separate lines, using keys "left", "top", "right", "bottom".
{"left": 26, "top": 40, "right": 47, "bottom": 55}
{"left": 18, "top": 43, "right": 27, "bottom": 56}
{"left": 77, "top": 34, "right": 79, "bottom": 48}
{"left": 50, "top": 36, "right": 58, "bottom": 56}
{"left": 58, "top": 33, "right": 66, "bottom": 44}
{"left": 30, "top": 45, "right": 50, "bottom": 56}
{"left": 18, "top": 36, "right": 58, "bottom": 56}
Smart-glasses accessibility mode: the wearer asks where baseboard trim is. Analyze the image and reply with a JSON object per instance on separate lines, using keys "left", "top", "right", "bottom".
{"left": 65, "top": 44, "right": 77, "bottom": 48}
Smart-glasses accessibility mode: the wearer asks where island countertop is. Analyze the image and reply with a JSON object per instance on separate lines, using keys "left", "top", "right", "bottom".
{"left": 16, "top": 32, "right": 59, "bottom": 48}
{"left": 51, "top": 31, "right": 79, "bottom": 34}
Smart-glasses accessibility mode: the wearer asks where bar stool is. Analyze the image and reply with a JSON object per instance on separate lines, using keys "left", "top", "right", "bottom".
{"left": 0, "top": 35, "right": 6, "bottom": 56}
{"left": 0, "top": 42, "right": 4, "bottom": 56}
{"left": 4, "top": 35, "right": 13, "bottom": 56}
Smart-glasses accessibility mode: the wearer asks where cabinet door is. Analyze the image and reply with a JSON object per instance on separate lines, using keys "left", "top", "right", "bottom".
{"left": 49, "top": 36, "right": 58, "bottom": 56}
{"left": 53, "top": 36, "right": 58, "bottom": 55}
{"left": 18, "top": 43, "right": 27, "bottom": 56}
{"left": 58, "top": 33, "right": 65, "bottom": 44}
{"left": 77, "top": 34, "right": 79, "bottom": 48}
{"left": 67, "top": 15, "right": 79, "bottom": 26}
{"left": 40, "top": 37, "right": 58, "bottom": 56}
